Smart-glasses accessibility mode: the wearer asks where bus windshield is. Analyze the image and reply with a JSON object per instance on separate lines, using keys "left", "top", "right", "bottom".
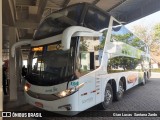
{"left": 33, "top": 4, "right": 83, "bottom": 40}
{"left": 27, "top": 39, "right": 79, "bottom": 86}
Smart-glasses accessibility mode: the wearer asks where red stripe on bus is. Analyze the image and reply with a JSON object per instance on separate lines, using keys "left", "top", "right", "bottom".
{"left": 81, "top": 92, "right": 87, "bottom": 96}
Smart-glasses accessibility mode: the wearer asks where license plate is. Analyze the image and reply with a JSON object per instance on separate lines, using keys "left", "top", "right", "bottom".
{"left": 35, "top": 102, "right": 43, "bottom": 108}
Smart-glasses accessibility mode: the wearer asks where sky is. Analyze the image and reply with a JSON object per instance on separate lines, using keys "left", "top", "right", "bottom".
{"left": 126, "top": 10, "right": 160, "bottom": 31}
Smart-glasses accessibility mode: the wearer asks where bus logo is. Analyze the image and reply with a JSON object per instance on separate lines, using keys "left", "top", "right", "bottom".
{"left": 70, "top": 81, "right": 79, "bottom": 86}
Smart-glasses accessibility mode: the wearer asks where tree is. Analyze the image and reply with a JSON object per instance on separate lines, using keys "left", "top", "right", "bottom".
{"left": 130, "top": 23, "right": 160, "bottom": 57}
{"left": 80, "top": 39, "right": 88, "bottom": 51}
{"left": 131, "top": 24, "right": 160, "bottom": 53}
{"left": 153, "top": 23, "right": 160, "bottom": 40}
{"left": 152, "top": 23, "right": 160, "bottom": 54}
{"left": 131, "top": 25, "right": 153, "bottom": 45}
{"left": 94, "top": 29, "right": 107, "bottom": 50}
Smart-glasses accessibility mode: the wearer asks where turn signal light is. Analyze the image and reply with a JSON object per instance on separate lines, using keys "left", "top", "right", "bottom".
{"left": 24, "top": 83, "right": 31, "bottom": 92}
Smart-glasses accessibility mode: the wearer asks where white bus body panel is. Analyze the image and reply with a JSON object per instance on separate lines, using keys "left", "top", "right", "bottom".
{"left": 78, "top": 71, "right": 96, "bottom": 111}
{"left": 25, "top": 91, "right": 79, "bottom": 115}
{"left": 25, "top": 81, "right": 79, "bottom": 114}
{"left": 24, "top": 16, "right": 150, "bottom": 114}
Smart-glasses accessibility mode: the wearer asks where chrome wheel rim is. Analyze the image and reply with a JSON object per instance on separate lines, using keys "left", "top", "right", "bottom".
{"left": 104, "top": 89, "right": 112, "bottom": 105}
{"left": 118, "top": 84, "right": 124, "bottom": 97}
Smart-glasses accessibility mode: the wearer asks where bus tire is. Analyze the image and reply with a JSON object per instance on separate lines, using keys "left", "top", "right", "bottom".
{"left": 141, "top": 74, "right": 147, "bottom": 86}
{"left": 99, "top": 83, "right": 113, "bottom": 109}
{"left": 115, "top": 80, "right": 124, "bottom": 101}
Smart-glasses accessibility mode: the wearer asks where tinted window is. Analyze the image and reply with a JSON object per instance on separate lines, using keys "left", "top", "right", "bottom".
{"left": 34, "top": 4, "right": 83, "bottom": 40}
{"left": 27, "top": 38, "right": 79, "bottom": 86}
{"left": 84, "top": 8, "right": 110, "bottom": 31}
{"left": 111, "top": 21, "right": 146, "bottom": 51}
{"left": 107, "top": 56, "right": 143, "bottom": 73}
{"left": 76, "top": 36, "right": 103, "bottom": 77}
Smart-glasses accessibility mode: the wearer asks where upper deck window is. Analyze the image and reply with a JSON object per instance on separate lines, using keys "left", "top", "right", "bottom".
{"left": 33, "top": 4, "right": 84, "bottom": 40}
{"left": 84, "top": 7, "right": 110, "bottom": 31}
{"left": 111, "top": 21, "right": 147, "bottom": 52}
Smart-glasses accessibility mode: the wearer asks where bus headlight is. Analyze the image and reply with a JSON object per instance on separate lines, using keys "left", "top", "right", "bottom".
{"left": 56, "top": 87, "right": 76, "bottom": 98}
{"left": 56, "top": 82, "right": 85, "bottom": 98}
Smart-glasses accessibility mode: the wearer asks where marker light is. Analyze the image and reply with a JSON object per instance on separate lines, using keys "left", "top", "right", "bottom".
{"left": 32, "top": 47, "right": 43, "bottom": 52}
{"left": 56, "top": 82, "right": 85, "bottom": 98}
{"left": 24, "top": 83, "right": 31, "bottom": 92}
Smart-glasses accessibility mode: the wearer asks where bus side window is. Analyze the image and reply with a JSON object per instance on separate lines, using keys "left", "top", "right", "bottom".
{"left": 77, "top": 36, "right": 101, "bottom": 76}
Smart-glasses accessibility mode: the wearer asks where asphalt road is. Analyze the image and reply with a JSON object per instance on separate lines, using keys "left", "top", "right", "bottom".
{"left": 3, "top": 72, "right": 160, "bottom": 120}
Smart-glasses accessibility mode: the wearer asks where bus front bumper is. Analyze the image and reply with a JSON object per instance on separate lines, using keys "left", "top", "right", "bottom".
{"left": 24, "top": 91, "right": 79, "bottom": 115}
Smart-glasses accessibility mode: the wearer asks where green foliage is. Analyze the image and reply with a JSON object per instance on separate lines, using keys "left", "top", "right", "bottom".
{"left": 95, "top": 30, "right": 107, "bottom": 50}
{"left": 151, "top": 68, "right": 160, "bottom": 73}
{"left": 112, "top": 33, "right": 132, "bottom": 43}
{"left": 80, "top": 40, "right": 88, "bottom": 51}
{"left": 96, "top": 28, "right": 144, "bottom": 51}
{"left": 83, "top": 65, "right": 88, "bottom": 70}
{"left": 153, "top": 23, "right": 160, "bottom": 40}
{"left": 151, "top": 23, "right": 160, "bottom": 55}
{"left": 108, "top": 56, "right": 140, "bottom": 72}
{"left": 111, "top": 31, "right": 145, "bottom": 51}
{"left": 131, "top": 24, "right": 160, "bottom": 55}
{"left": 130, "top": 37, "right": 140, "bottom": 47}
{"left": 81, "top": 52, "right": 86, "bottom": 59}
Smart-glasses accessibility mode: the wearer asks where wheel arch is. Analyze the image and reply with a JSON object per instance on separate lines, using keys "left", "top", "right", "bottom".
{"left": 120, "top": 76, "right": 126, "bottom": 91}
{"left": 144, "top": 71, "right": 147, "bottom": 78}
{"left": 107, "top": 79, "right": 117, "bottom": 101}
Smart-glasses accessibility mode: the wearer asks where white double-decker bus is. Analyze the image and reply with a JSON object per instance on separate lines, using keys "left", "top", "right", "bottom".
{"left": 12, "top": 3, "right": 151, "bottom": 115}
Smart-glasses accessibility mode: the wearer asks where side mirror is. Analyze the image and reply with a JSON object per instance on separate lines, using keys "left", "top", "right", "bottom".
{"left": 11, "top": 40, "right": 32, "bottom": 57}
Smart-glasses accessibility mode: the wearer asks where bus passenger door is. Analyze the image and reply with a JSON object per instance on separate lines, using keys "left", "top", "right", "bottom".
{"left": 78, "top": 73, "right": 96, "bottom": 111}
{"left": 78, "top": 52, "right": 96, "bottom": 111}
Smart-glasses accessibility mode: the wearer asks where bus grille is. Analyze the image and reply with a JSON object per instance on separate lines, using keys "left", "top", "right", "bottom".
{"left": 26, "top": 90, "right": 59, "bottom": 101}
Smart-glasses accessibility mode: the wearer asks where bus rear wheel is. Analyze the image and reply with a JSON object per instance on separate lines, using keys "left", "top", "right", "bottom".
{"left": 99, "top": 83, "right": 113, "bottom": 109}
{"left": 115, "top": 80, "right": 124, "bottom": 101}
{"left": 141, "top": 74, "right": 147, "bottom": 86}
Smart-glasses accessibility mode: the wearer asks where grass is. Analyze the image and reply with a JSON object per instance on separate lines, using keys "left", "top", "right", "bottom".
{"left": 151, "top": 68, "right": 160, "bottom": 73}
